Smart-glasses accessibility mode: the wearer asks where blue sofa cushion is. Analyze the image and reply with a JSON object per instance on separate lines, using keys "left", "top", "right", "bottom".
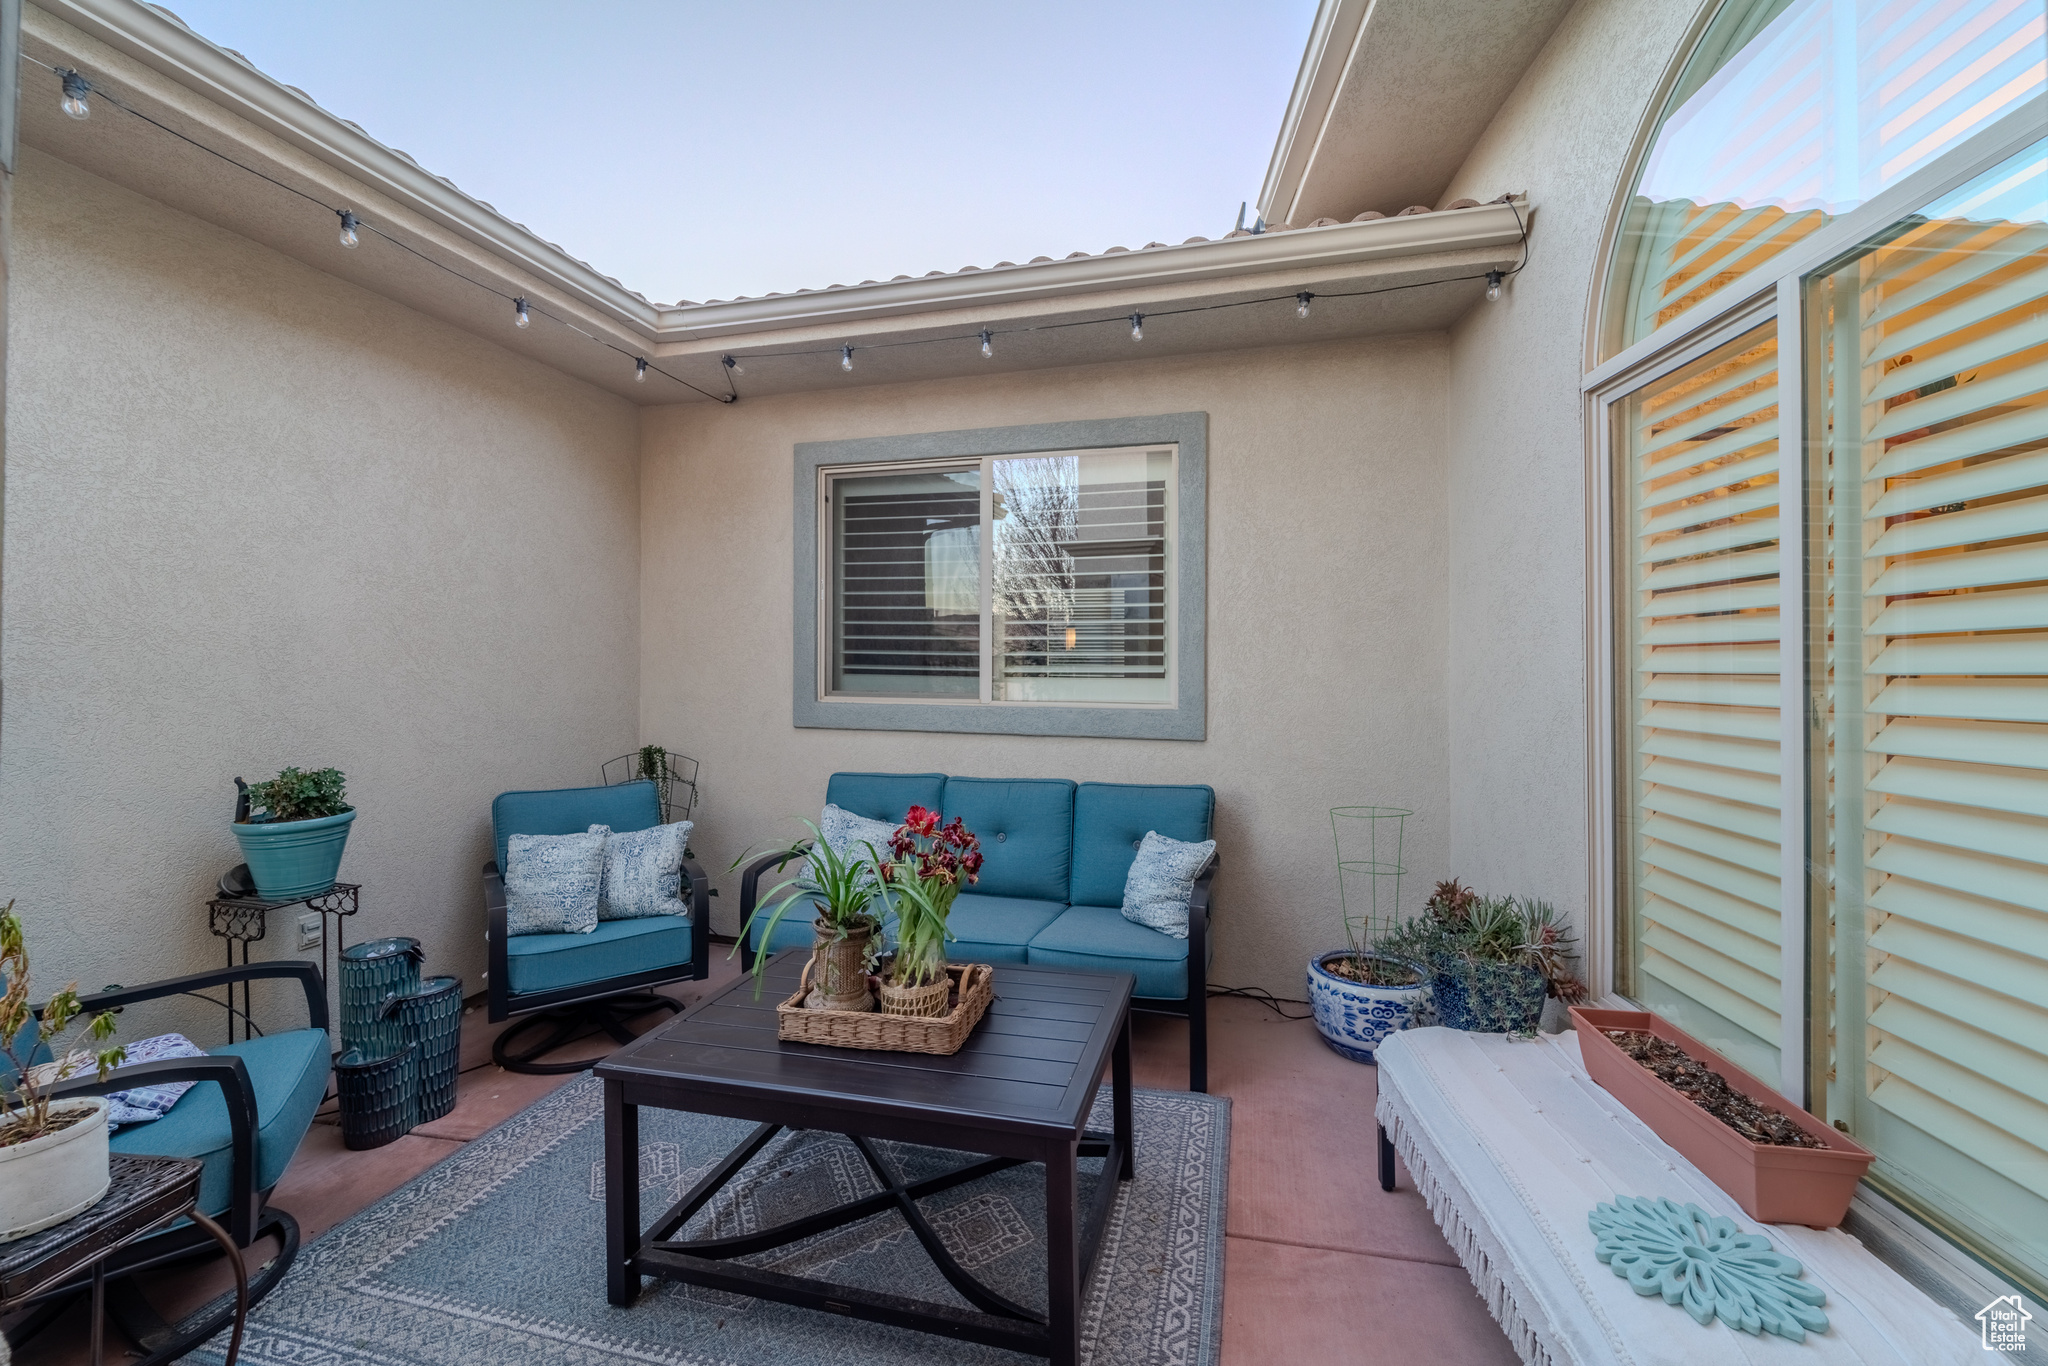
{"left": 492, "top": 781, "right": 660, "bottom": 878}
{"left": 504, "top": 915, "right": 693, "bottom": 995}
{"left": 110, "top": 1028, "right": 330, "bottom": 1218}
{"left": 1027, "top": 905, "right": 1197, "bottom": 1000}
{"left": 1069, "top": 782, "right": 1215, "bottom": 908}
{"left": 824, "top": 772, "right": 947, "bottom": 826}
{"left": 944, "top": 894, "right": 1068, "bottom": 965}
{"left": 941, "top": 777, "right": 1075, "bottom": 902}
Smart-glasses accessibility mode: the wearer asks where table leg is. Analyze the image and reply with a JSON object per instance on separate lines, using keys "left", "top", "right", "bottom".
{"left": 189, "top": 1207, "right": 249, "bottom": 1366}
{"left": 1113, "top": 1010, "right": 1134, "bottom": 1182}
{"left": 1046, "top": 1136, "right": 1080, "bottom": 1366}
{"left": 605, "top": 1080, "right": 642, "bottom": 1306}
{"left": 88, "top": 1259, "right": 103, "bottom": 1366}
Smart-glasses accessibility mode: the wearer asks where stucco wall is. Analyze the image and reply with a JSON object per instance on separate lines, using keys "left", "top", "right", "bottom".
{"left": 640, "top": 334, "right": 1450, "bottom": 997}
{"left": 0, "top": 147, "right": 642, "bottom": 1030}
{"left": 1433, "top": 0, "right": 1703, "bottom": 979}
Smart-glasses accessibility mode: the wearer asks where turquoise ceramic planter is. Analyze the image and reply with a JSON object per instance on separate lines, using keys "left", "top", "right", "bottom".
{"left": 231, "top": 808, "right": 356, "bottom": 901}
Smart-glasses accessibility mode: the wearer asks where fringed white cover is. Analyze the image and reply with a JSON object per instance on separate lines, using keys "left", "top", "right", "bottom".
{"left": 1372, "top": 1028, "right": 1980, "bottom": 1366}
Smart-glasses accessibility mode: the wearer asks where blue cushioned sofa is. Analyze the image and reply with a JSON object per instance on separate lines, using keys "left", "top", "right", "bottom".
{"left": 740, "top": 772, "right": 1217, "bottom": 1091}
{"left": 483, "top": 779, "right": 711, "bottom": 1072}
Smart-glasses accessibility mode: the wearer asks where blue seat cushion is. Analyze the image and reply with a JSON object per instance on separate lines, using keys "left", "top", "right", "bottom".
{"left": 492, "top": 781, "right": 659, "bottom": 878}
{"left": 944, "top": 894, "right": 1067, "bottom": 965}
{"left": 110, "top": 1028, "right": 330, "bottom": 1218}
{"left": 941, "top": 777, "right": 1075, "bottom": 902}
{"left": 1069, "top": 782, "right": 1215, "bottom": 909}
{"left": 504, "top": 915, "right": 693, "bottom": 995}
{"left": 824, "top": 772, "right": 947, "bottom": 826}
{"left": 1026, "top": 905, "right": 1200, "bottom": 1000}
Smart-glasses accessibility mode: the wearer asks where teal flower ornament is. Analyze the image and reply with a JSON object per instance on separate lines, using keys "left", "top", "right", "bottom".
{"left": 1589, "top": 1195, "right": 1829, "bottom": 1341}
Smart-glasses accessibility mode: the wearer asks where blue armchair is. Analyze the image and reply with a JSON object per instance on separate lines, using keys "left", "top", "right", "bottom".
{"left": 483, "top": 779, "right": 710, "bottom": 1073}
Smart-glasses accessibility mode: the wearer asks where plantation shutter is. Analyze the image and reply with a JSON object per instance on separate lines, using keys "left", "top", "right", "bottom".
{"left": 1622, "top": 322, "right": 1785, "bottom": 1079}
{"left": 828, "top": 467, "right": 981, "bottom": 698}
{"left": 1824, "top": 192, "right": 2048, "bottom": 1206}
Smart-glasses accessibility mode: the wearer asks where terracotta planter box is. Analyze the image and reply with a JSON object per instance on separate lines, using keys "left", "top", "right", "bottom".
{"left": 1571, "top": 1007, "right": 1874, "bottom": 1227}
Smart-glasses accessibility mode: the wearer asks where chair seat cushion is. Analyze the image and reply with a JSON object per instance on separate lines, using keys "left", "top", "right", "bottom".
{"left": 946, "top": 894, "right": 1067, "bottom": 965}
{"left": 110, "top": 1028, "right": 331, "bottom": 1219}
{"left": 1027, "top": 905, "right": 1191, "bottom": 999}
{"left": 505, "top": 915, "right": 693, "bottom": 995}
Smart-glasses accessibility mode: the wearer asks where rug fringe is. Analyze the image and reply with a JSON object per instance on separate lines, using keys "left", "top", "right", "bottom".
{"left": 1378, "top": 1101, "right": 1556, "bottom": 1366}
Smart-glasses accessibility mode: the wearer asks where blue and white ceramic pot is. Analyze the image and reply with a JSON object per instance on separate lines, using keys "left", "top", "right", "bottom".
{"left": 1307, "top": 951, "right": 1428, "bottom": 1063}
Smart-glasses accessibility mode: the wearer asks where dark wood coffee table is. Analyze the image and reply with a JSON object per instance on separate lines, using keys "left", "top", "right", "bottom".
{"left": 596, "top": 952, "right": 1135, "bottom": 1365}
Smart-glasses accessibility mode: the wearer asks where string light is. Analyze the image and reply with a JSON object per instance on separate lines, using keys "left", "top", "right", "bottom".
{"left": 841, "top": 344, "right": 854, "bottom": 371}
{"left": 336, "top": 209, "right": 359, "bottom": 249}
{"left": 513, "top": 297, "right": 530, "bottom": 328}
{"left": 1130, "top": 312, "right": 1144, "bottom": 342}
{"left": 979, "top": 330, "right": 993, "bottom": 359}
{"left": 723, "top": 355, "right": 742, "bottom": 376}
{"left": 635, "top": 357, "right": 648, "bottom": 383}
{"left": 1296, "top": 291, "right": 1313, "bottom": 319}
{"left": 59, "top": 68, "right": 89, "bottom": 120}
{"left": 1486, "top": 270, "right": 1503, "bottom": 302}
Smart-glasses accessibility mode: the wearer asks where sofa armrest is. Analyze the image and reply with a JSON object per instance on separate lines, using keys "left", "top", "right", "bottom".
{"left": 75, "top": 962, "right": 329, "bottom": 1035}
{"left": 737, "top": 844, "right": 810, "bottom": 952}
{"left": 484, "top": 860, "right": 511, "bottom": 1021}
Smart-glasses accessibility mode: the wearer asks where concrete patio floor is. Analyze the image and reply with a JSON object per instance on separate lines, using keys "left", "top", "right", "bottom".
{"left": 15, "top": 958, "right": 1518, "bottom": 1365}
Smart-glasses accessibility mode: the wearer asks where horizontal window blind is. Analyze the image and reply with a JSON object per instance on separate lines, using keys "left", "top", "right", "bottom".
{"left": 1814, "top": 137, "right": 2048, "bottom": 1274}
{"left": 1621, "top": 322, "right": 1785, "bottom": 1081}
{"left": 829, "top": 468, "right": 981, "bottom": 697}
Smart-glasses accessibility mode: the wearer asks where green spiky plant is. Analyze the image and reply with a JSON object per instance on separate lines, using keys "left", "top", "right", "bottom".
{"left": 1376, "top": 880, "right": 1586, "bottom": 1037}
{"left": 0, "top": 902, "right": 125, "bottom": 1146}
{"left": 731, "top": 820, "right": 886, "bottom": 996}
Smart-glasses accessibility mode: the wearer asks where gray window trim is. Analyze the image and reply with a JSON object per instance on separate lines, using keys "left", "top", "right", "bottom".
{"left": 794, "top": 412, "right": 1206, "bottom": 739}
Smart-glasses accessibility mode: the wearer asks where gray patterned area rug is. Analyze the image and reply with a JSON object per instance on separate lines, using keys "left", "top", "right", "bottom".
{"left": 186, "top": 1075, "right": 1228, "bottom": 1366}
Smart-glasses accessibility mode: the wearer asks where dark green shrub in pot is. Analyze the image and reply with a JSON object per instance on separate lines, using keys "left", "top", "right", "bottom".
{"left": 1378, "top": 880, "right": 1586, "bottom": 1036}
{"left": 231, "top": 766, "right": 356, "bottom": 901}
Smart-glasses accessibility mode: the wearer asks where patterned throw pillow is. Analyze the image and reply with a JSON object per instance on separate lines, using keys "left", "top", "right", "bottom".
{"left": 504, "top": 831, "right": 605, "bottom": 935}
{"left": 588, "top": 821, "right": 693, "bottom": 920}
{"left": 104, "top": 1033, "right": 207, "bottom": 1130}
{"left": 1120, "top": 830, "right": 1218, "bottom": 939}
{"left": 818, "top": 804, "right": 898, "bottom": 861}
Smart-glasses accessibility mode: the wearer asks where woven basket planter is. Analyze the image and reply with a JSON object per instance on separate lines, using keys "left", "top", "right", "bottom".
{"left": 778, "top": 961, "right": 993, "bottom": 1055}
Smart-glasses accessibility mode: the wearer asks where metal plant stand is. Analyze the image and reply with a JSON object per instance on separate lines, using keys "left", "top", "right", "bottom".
{"left": 205, "top": 882, "right": 359, "bottom": 1042}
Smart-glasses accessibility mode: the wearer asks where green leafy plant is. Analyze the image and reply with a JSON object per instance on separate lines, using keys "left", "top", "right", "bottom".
{"left": 243, "top": 766, "right": 350, "bottom": 823}
{"left": 876, "top": 807, "right": 982, "bottom": 988}
{"left": 732, "top": 820, "right": 886, "bottom": 992}
{"left": 0, "top": 902, "right": 124, "bottom": 1146}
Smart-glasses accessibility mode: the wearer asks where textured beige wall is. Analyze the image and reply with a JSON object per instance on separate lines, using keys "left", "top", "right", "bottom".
{"left": 641, "top": 335, "right": 1451, "bottom": 996}
{"left": 0, "top": 148, "right": 642, "bottom": 1028}
{"left": 1434, "top": 0, "right": 1703, "bottom": 964}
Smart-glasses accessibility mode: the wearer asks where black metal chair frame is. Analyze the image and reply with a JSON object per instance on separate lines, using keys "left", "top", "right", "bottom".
{"left": 484, "top": 857, "right": 712, "bottom": 1074}
{"left": 736, "top": 845, "right": 1216, "bottom": 1093}
{"left": 5, "top": 961, "right": 327, "bottom": 1365}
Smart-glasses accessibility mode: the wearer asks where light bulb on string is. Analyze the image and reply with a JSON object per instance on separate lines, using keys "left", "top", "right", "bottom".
{"left": 513, "top": 297, "right": 530, "bottom": 328}
{"left": 841, "top": 345, "right": 854, "bottom": 372}
{"left": 979, "top": 330, "right": 993, "bottom": 360}
{"left": 336, "top": 210, "right": 359, "bottom": 249}
{"left": 1296, "top": 292, "right": 1313, "bottom": 320}
{"left": 1485, "top": 271, "right": 1503, "bottom": 303}
{"left": 723, "top": 355, "right": 742, "bottom": 376}
{"left": 1130, "top": 312, "right": 1144, "bottom": 342}
{"left": 59, "top": 69, "right": 90, "bottom": 120}
{"left": 635, "top": 358, "right": 648, "bottom": 383}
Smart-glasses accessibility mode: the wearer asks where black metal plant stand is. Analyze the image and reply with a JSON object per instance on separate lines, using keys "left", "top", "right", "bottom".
{"left": 205, "top": 883, "right": 359, "bottom": 1042}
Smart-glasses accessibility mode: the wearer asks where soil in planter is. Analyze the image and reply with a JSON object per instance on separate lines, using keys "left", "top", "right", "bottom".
{"left": 0, "top": 1107, "right": 91, "bottom": 1148}
{"left": 1604, "top": 1030, "right": 1823, "bottom": 1148}
{"left": 1323, "top": 955, "right": 1422, "bottom": 987}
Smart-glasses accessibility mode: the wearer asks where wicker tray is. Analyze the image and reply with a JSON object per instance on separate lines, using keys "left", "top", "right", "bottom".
{"left": 777, "top": 961, "right": 994, "bottom": 1055}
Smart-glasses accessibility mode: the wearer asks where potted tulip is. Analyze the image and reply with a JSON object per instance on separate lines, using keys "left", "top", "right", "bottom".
{"left": 739, "top": 819, "right": 886, "bottom": 1012}
{"left": 0, "top": 902, "right": 126, "bottom": 1241}
{"left": 874, "top": 807, "right": 982, "bottom": 1018}
{"left": 232, "top": 766, "right": 356, "bottom": 901}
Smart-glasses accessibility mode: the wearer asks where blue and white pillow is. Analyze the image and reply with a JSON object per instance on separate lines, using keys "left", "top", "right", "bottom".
{"left": 1120, "top": 830, "right": 1217, "bottom": 939}
{"left": 103, "top": 1033, "right": 207, "bottom": 1131}
{"left": 504, "top": 831, "right": 605, "bottom": 935}
{"left": 818, "top": 804, "right": 897, "bottom": 861}
{"left": 588, "top": 821, "right": 693, "bottom": 920}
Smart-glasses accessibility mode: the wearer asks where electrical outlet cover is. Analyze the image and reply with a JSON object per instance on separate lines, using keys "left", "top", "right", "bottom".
{"left": 297, "top": 912, "right": 322, "bottom": 951}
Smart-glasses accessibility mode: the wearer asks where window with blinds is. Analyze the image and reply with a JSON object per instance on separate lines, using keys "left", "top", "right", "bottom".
{"left": 1811, "top": 137, "right": 2048, "bottom": 1278}
{"left": 1618, "top": 322, "right": 1788, "bottom": 1084}
{"left": 822, "top": 445, "right": 1176, "bottom": 706}
{"left": 1602, "top": 0, "right": 2047, "bottom": 357}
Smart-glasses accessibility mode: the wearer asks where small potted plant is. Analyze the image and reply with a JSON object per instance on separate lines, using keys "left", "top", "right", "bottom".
{"left": 0, "top": 902, "right": 126, "bottom": 1242}
{"left": 874, "top": 807, "right": 982, "bottom": 1018}
{"left": 739, "top": 819, "right": 885, "bottom": 1012}
{"left": 1378, "top": 881, "right": 1586, "bottom": 1035}
{"left": 232, "top": 766, "right": 356, "bottom": 901}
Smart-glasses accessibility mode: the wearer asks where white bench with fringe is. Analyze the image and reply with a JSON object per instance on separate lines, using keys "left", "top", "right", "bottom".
{"left": 1372, "top": 1026, "right": 1980, "bottom": 1365}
